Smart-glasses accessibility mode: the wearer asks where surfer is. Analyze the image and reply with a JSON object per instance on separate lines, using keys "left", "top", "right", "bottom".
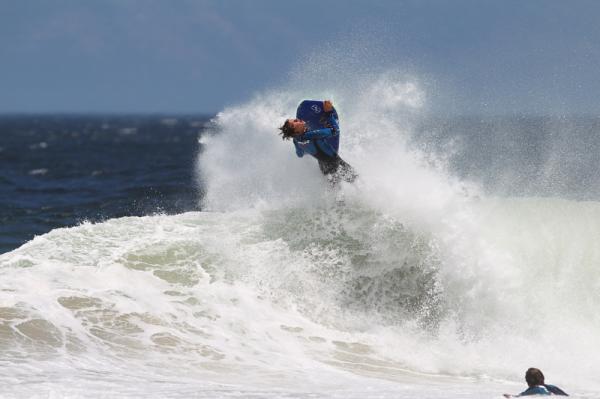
{"left": 503, "top": 368, "right": 568, "bottom": 397}
{"left": 279, "top": 100, "right": 357, "bottom": 185}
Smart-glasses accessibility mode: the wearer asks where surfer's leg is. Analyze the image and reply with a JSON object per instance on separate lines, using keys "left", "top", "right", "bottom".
{"left": 318, "top": 158, "right": 337, "bottom": 175}
{"left": 318, "top": 158, "right": 342, "bottom": 186}
{"left": 318, "top": 156, "right": 357, "bottom": 185}
{"left": 336, "top": 157, "right": 358, "bottom": 183}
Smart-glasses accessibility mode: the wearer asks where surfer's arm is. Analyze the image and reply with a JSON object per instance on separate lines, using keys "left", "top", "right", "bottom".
{"left": 300, "top": 127, "right": 336, "bottom": 140}
{"left": 292, "top": 138, "right": 305, "bottom": 157}
{"left": 544, "top": 385, "right": 568, "bottom": 396}
{"left": 326, "top": 112, "right": 339, "bottom": 133}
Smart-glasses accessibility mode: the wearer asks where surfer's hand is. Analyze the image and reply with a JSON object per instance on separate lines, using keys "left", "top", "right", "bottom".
{"left": 323, "top": 100, "right": 333, "bottom": 112}
{"left": 503, "top": 394, "right": 513, "bottom": 398}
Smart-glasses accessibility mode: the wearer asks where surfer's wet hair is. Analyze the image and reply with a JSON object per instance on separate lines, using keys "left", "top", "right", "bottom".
{"left": 279, "top": 120, "right": 295, "bottom": 140}
{"left": 525, "top": 368, "right": 545, "bottom": 387}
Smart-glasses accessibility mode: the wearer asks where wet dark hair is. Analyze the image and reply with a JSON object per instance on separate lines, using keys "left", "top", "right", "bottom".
{"left": 279, "top": 120, "right": 296, "bottom": 140}
{"left": 525, "top": 368, "right": 545, "bottom": 387}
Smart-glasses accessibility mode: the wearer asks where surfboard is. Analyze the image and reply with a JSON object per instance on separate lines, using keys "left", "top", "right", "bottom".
{"left": 296, "top": 100, "right": 340, "bottom": 153}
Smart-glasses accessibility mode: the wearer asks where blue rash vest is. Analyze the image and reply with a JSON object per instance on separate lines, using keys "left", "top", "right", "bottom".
{"left": 517, "top": 384, "right": 568, "bottom": 396}
{"left": 517, "top": 386, "right": 551, "bottom": 396}
{"left": 292, "top": 100, "right": 340, "bottom": 161}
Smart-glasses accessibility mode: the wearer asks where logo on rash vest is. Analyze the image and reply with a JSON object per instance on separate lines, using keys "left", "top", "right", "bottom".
{"left": 311, "top": 104, "right": 322, "bottom": 113}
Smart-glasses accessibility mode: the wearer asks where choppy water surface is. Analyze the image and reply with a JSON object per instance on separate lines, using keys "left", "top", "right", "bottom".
{"left": 0, "top": 115, "right": 206, "bottom": 253}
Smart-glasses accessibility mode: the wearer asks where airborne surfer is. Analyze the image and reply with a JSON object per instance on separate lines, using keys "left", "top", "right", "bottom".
{"left": 279, "top": 100, "right": 357, "bottom": 185}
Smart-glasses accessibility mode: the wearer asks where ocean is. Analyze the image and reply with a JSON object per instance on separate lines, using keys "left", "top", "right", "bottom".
{"left": 0, "top": 115, "right": 205, "bottom": 254}
{"left": 1, "top": 81, "right": 600, "bottom": 398}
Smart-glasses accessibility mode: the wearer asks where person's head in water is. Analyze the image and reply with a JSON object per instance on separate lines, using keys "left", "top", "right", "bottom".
{"left": 525, "top": 368, "right": 545, "bottom": 387}
{"left": 279, "top": 118, "right": 306, "bottom": 140}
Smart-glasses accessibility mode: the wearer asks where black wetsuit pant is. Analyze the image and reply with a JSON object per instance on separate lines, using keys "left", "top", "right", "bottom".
{"left": 317, "top": 154, "right": 358, "bottom": 185}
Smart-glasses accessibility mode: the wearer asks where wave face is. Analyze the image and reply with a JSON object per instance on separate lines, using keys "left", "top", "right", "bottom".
{"left": 2, "top": 71, "right": 600, "bottom": 397}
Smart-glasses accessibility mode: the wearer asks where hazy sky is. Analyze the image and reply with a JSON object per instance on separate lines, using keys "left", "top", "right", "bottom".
{"left": 2, "top": 0, "right": 600, "bottom": 115}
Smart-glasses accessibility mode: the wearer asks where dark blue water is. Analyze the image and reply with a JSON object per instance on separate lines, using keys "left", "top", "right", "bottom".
{"left": 0, "top": 115, "right": 209, "bottom": 254}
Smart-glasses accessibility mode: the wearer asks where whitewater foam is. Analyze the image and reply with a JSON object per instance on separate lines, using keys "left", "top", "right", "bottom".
{"left": 2, "top": 196, "right": 600, "bottom": 397}
{"left": 2, "top": 72, "right": 600, "bottom": 398}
